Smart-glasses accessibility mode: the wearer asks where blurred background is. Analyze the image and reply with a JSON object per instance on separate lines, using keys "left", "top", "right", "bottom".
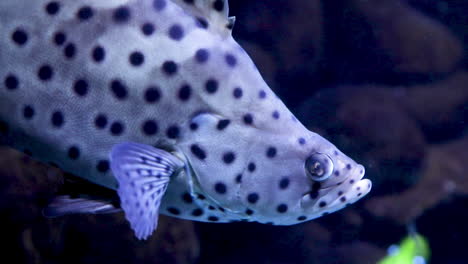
{"left": 0, "top": 0, "right": 467, "bottom": 263}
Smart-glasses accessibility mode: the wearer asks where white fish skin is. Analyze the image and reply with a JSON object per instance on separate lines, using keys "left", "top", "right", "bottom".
{"left": 0, "top": 0, "right": 371, "bottom": 239}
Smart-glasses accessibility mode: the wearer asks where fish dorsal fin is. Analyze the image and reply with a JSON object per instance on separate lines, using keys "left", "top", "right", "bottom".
{"left": 173, "top": 0, "right": 235, "bottom": 35}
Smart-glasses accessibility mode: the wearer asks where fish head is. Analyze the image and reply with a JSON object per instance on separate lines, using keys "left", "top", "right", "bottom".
{"left": 179, "top": 112, "right": 371, "bottom": 224}
{"left": 233, "top": 130, "right": 372, "bottom": 225}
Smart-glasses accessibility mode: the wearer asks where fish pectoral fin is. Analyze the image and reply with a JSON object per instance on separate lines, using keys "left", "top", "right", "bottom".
{"left": 110, "top": 142, "right": 184, "bottom": 240}
{"left": 43, "top": 195, "right": 120, "bottom": 217}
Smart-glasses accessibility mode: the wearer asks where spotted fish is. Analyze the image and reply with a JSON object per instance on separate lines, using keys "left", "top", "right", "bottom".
{"left": 0, "top": 0, "right": 372, "bottom": 239}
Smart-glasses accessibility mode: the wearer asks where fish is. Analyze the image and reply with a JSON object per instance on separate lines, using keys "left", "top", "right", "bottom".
{"left": 0, "top": 0, "right": 372, "bottom": 239}
{"left": 378, "top": 225, "right": 430, "bottom": 264}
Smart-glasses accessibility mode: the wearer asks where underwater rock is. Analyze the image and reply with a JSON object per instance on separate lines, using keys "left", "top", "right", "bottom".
{"left": 0, "top": 147, "right": 199, "bottom": 264}
{"left": 365, "top": 136, "right": 468, "bottom": 224}
{"left": 236, "top": 0, "right": 323, "bottom": 73}
{"left": 336, "top": 86, "right": 427, "bottom": 167}
{"left": 352, "top": 0, "right": 463, "bottom": 74}
{"left": 335, "top": 241, "right": 386, "bottom": 264}
{"left": 401, "top": 71, "right": 468, "bottom": 129}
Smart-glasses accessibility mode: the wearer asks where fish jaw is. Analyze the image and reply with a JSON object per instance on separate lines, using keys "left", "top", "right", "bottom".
{"left": 300, "top": 163, "right": 372, "bottom": 220}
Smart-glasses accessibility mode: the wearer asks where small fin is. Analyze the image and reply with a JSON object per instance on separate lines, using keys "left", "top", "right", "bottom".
{"left": 110, "top": 142, "right": 184, "bottom": 240}
{"left": 43, "top": 195, "right": 120, "bottom": 217}
{"left": 174, "top": 0, "right": 233, "bottom": 36}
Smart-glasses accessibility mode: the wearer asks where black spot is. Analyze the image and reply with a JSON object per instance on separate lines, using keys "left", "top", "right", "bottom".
{"left": 11, "top": 29, "right": 28, "bottom": 46}
{"left": 272, "top": 111, "right": 280, "bottom": 119}
{"left": 319, "top": 201, "right": 327, "bottom": 208}
{"left": 350, "top": 179, "right": 355, "bottom": 184}
{"left": 259, "top": 90, "right": 266, "bottom": 99}
{"left": 298, "top": 137, "right": 306, "bottom": 145}
{"left": 191, "top": 208, "right": 203, "bottom": 216}
{"left": 338, "top": 191, "right": 343, "bottom": 196}
{"left": 144, "top": 86, "right": 161, "bottom": 103}
{"left": 195, "top": 17, "right": 209, "bottom": 29}
{"left": 190, "top": 144, "right": 206, "bottom": 160}
{"left": 97, "top": 160, "right": 109, "bottom": 173}
{"left": 167, "top": 207, "right": 180, "bottom": 215}
{"left": 197, "top": 194, "right": 206, "bottom": 200}
{"left": 37, "top": 65, "right": 54, "bottom": 81}
{"left": 141, "top": 23, "right": 155, "bottom": 36}
{"left": 309, "top": 190, "right": 319, "bottom": 200}
{"left": 340, "top": 197, "right": 346, "bottom": 202}
{"left": 142, "top": 120, "right": 158, "bottom": 136}
{"left": 94, "top": 114, "right": 108, "bottom": 129}
{"left": 358, "top": 193, "right": 362, "bottom": 197}
{"left": 205, "top": 79, "right": 218, "bottom": 94}
{"left": 235, "top": 174, "right": 242, "bottom": 183}
{"left": 245, "top": 209, "right": 254, "bottom": 215}
{"left": 64, "top": 43, "right": 76, "bottom": 59}
{"left": 279, "top": 177, "right": 290, "bottom": 190}
{"left": 334, "top": 171, "right": 340, "bottom": 176}
{"left": 222, "top": 152, "right": 235, "bottom": 164}
{"left": 153, "top": 0, "right": 166, "bottom": 11}
{"left": 4, "top": 74, "right": 19, "bottom": 90}
{"left": 92, "top": 46, "right": 105, "bottom": 63}
{"left": 67, "top": 146, "right": 80, "bottom": 160}
{"left": 266, "top": 147, "right": 277, "bottom": 158}
{"left": 73, "top": 79, "right": 88, "bottom": 96}
{"left": 247, "top": 162, "right": 256, "bottom": 172}
{"left": 53, "top": 32, "right": 66, "bottom": 46}
{"left": 182, "top": 193, "right": 193, "bottom": 204}
{"left": 214, "top": 182, "right": 227, "bottom": 194}
{"left": 113, "top": 6, "right": 131, "bottom": 23}
{"left": 77, "top": 6, "right": 93, "bottom": 21}
{"left": 247, "top": 193, "right": 259, "bottom": 204}
{"left": 162, "top": 61, "right": 178, "bottom": 76}
{"left": 129, "top": 51, "right": 144, "bottom": 66}
{"left": 51, "top": 111, "right": 64, "bottom": 128}
{"left": 166, "top": 125, "right": 180, "bottom": 139}
{"left": 194, "top": 49, "right": 209, "bottom": 64}
{"left": 243, "top": 114, "right": 253, "bottom": 125}
{"left": 178, "top": 84, "right": 191, "bottom": 101}
{"left": 218, "top": 207, "right": 225, "bottom": 212}
{"left": 225, "top": 53, "right": 237, "bottom": 67}
{"left": 208, "top": 206, "right": 215, "bottom": 210}
{"left": 208, "top": 216, "right": 219, "bottom": 222}
{"left": 23, "top": 105, "right": 34, "bottom": 120}
{"left": 277, "top": 204, "right": 288, "bottom": 213}
{"left": 346, "top": 164, "right": 352, "bottom": 170}
{"left": 45, "top": 1, "right": 60, "bottom": 15}
{"left": 168, "top": 24, "right": 184, "bottom": 40}
{"left": 110, "top": 121, "right": 124, "bottom": 136}
{"left": 233, "top": 87, "right": 243, "bottom": 99}
{"left": 110, "top": 79, "right": 128, "bottom": 100}
{"left": 189, "top": 122, "right": 198, "bottom": 131}
{"left": 183, "top": 0, "right": 194, "bottom": 4}
{"left": 217, "top": 119, "right": 230, "bottom": 130}
{"left": 212, "top": 0, "right": 224, "bottom": 11}
{"left": 298, "top": 216, "right": 307, "bottom": 221}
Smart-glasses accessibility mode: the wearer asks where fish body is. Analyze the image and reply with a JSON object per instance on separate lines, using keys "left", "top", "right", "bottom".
{"left": 0, "top": 0, "right": 371, "bottom": 239}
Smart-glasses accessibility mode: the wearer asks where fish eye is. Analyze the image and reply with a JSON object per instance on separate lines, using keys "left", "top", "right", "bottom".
{"left": 305, "top": 153, "right": 334, "bottom": 181}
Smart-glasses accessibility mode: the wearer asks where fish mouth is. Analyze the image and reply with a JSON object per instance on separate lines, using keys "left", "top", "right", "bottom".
{"left": 300, "top": 164, "right": 372, "bottom": 212}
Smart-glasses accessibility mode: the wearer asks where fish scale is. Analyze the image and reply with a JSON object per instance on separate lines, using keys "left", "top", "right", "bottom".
{"left": 0, "top": 0, "right": 371, "bottom": 240}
